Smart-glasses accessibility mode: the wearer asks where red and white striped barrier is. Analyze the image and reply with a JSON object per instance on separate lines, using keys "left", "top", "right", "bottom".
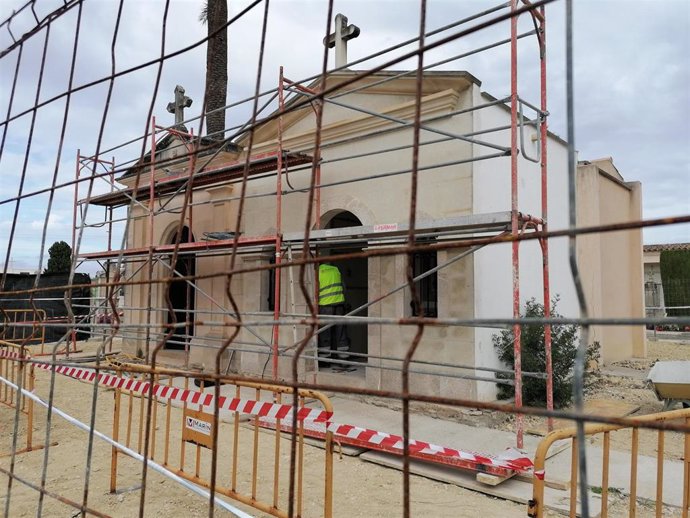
{"left": 260, "top": 417, "right": 533, "bottom": 475}
{"left": 0, "top": 349, "right": 534, "bottom": 476}
{"left": 0, "top": 350, "right": 23, "bottom": 359}
{"left": 0, "top": 350, "right": 331, "bottom": 423}
{"left": 328, "top": 422, "right": 533, "bottom": 472}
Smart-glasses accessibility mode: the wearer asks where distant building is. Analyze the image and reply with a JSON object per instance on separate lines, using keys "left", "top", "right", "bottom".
{"left": 643, "top": 242, "right": 690, "bottom": 318}
{"left": 576, "top": 158, "right": 645, "bottom": 360}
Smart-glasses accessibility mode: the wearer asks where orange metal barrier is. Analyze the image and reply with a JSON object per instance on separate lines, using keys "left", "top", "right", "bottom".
{"left": 0, "top": 342, "right": 35, "bottom": 456}
{"left": 0, "top": 309, "right": 47, "bottom": 354}
{"left": 529, "top": 407, "right": 690, "bottom": 518}
{"left": 110, "top": 370, "right": 333, "bottom": 518}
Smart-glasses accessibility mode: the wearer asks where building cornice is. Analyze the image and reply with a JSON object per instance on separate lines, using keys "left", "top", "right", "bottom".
{"left": 249, "top": 88, "right": 461, "bottom": 155}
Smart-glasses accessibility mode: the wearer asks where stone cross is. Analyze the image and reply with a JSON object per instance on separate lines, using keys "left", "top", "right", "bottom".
{"left": 323, "top": 13, "right": 360, "bottom": 68}
{"left": 166, "top": 85, "right": 193, "bottom": 126}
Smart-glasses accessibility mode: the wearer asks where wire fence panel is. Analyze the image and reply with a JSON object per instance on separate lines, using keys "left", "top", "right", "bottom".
{"left": 109, "top": 373, "right": 334, "bottom": 518}
{"left": 0, "top": 0, "right": 689, "bottom": 517}
{"left": 0, "top": 309, "right": 45, "bottom": 345}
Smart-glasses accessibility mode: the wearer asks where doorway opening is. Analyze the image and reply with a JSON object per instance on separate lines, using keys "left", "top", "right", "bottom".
{"left": 323, "top": 211, "right": 368, "bottom": 364}
{"left": 165, "top": 226, "right": 196, "bottom": 350}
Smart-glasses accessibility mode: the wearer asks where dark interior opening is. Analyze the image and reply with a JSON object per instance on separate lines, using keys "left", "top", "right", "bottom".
{"left": 166, "top": 226, "right": 196, "bottom": 350}
{"left": 324, "top": 211, "right": 368, "bottom": 363}
{"left": 411, "top": 250, "right": 438, "bottom": 318}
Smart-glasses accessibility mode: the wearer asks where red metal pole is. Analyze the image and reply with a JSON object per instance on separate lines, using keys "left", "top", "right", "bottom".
{"left": 106, "top": 158, "right": 115, "bottom": 351}
{"left": 272, "top": 67, "right": 286, "bottom": 380}
{"left": 311, "top": 81, "right": 323, "bottom": 378}
{"left": 185, "top": 128, "right": 194, "bottom": 369}
{"left": 510, "top": 0, "right": 523, "bottom": 449}
{"left": 71, "top": 150, "right": 80, "bottom": 356}
{"left": 106, "top": 161, "right": 114, "bottom": 258}
{"left": 144, "top": 117, "right": 157, "bottom": 360}
{"left": 72, "top": 151, "right": 79, "bottom": 271}
{"left": 538, "top": 6, "right": 554, "bottom": 432}
{"left": 148, "top": 117, "right": 157, "bottom": 227}
{"left": 315, "top": 117, "right": 322, "bottom": 231}
{"left": 284, "top": 75, "right": 321, "bottom": 232}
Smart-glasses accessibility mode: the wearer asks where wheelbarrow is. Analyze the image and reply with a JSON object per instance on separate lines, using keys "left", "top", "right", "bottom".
{"left": 646, "top": 360, "right": 690, "bottom": 410}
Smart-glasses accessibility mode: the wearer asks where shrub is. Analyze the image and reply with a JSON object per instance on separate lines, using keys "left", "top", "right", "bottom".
{"left": 660, "top": 249, "right": 690, "bottom": 317}
{"left": 493, "top": 297, "right": 600, "bottom": 408}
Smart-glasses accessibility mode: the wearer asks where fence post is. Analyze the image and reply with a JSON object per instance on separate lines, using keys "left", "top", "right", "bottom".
{"left": 110, "top": 373, "right": 122, "bottom": 493}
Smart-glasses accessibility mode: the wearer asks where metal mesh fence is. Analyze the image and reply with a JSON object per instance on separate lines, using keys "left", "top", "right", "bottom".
{"left": 646, "top": 279, "right": 690, "bottom": 319}
{"left": 1, "top": 1, "right": 689, "bottom": 517}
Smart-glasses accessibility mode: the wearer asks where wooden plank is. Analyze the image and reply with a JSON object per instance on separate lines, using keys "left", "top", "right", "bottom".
{"left": 476, "top": 472, "right": 514, "bottom": 486}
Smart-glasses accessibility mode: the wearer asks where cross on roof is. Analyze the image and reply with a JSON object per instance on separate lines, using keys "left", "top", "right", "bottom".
{"left": 323, "top": 13, "right": 360, "bottom": 69}
{"left": 166, "top": 85, "right": 193, "bottom": 127}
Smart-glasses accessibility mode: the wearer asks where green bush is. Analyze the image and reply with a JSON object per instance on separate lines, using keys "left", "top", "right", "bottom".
{"left": 660, "top": 249, "right": 690, "bottom": 317}
{"left": 493, "top": 298, "right": 600, "bottom": 408}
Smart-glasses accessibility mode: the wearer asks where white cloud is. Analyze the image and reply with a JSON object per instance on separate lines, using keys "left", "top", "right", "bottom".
{"left": 0, "top": 0, "right": 688, "bottom": 279}
{"left": 30, "top": 211, "right": 64, "bottom": 230}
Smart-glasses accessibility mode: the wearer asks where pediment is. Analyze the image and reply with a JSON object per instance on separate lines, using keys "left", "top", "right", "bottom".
{"left": 590, "top": 157, "right": 625, "bottom": 181}
{"left": 242, "top": 70, "right": 477, "bottom": 153}
{"left": 250, "top": 87, "right": 462, "bottom": 155}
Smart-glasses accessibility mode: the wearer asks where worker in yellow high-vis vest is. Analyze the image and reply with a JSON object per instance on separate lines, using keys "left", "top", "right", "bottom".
{"left": 318, "top": 262, "right": 354, "bottom": 372}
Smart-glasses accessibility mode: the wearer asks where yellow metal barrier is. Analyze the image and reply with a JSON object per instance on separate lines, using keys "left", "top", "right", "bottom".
{"left": 110, "top": 370, "right": 333, "bottom": 518}
{"left": 0, "top": 341, "right": 35, "bottom": 456}
{"left": 529, "top": 407, "right": 690, "bottom": 518}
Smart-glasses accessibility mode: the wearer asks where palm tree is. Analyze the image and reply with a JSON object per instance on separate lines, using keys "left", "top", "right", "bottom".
{"left": 199, "top": 0, "right": 227, "bottom": 140}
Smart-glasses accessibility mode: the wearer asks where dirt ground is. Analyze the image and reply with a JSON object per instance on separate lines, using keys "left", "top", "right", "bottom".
{"left": 1, "top": 336, "right": 688, "bottom": 517}
{"left": 501, "top": 338, "right": 690, "bottom": 464}
{"left": 0, "top": 340, "right": 523, "bottom": 518}
{"left": 583, "top": 340, "right": 689, "bottom": 462}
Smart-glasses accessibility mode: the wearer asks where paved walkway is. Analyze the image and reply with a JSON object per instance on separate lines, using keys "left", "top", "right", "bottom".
{"left": 168, "top": 377, "right": 687, "bottom": 516}
{"left": 322, "top": 395, "right": 686, "bottom": 516}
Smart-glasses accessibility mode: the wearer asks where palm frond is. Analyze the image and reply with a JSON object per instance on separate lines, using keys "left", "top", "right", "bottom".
{"left": 199, "top": 0, "right": 208, "bottom": 24}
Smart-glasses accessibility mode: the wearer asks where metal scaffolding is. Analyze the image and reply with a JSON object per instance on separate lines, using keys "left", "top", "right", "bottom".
{"left": 72, "top": 76, "right": 549, "bottom": 425}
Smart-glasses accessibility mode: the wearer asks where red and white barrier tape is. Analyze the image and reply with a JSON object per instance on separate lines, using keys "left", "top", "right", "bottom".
{"left": 1, "top": 349, "right": 534, "bottom": 474}
{"left": 0, "top": 350, "right": 331, "bottom": 423}
{"left": 262, "top": 417, "right": 533, "bottom": 473}
{"left": 328, "top": 422, "right": 533, "bottom": 472}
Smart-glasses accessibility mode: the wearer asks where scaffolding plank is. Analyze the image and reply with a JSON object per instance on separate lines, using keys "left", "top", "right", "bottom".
{"left": 86, "top": 151, "right": 312, "bottom": 207}
{"left": 78, "top": 211, "right": 539, "bottom": 261}
{"left": 78, "top": 235, "right": 277, "bottom": 260}
{"left": 282, "top": 211, "right": 516, "bottom": 244}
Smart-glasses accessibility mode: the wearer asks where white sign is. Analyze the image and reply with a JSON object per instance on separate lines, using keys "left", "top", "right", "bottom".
{"left": 186, "top": 416, "right": 211, "bottom": 436}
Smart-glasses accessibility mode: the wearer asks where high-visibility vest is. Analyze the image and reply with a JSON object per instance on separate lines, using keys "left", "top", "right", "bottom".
{"left": 319, "top": 264, "right": 345, "bottom": 306}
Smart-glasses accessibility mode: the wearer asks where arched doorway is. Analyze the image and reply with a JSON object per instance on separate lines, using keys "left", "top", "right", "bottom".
{"left": 322, "top": 211, "right": 368, "bottom": 365}
{"left": 165, "top": 226, "right": 195, "bottom": 350}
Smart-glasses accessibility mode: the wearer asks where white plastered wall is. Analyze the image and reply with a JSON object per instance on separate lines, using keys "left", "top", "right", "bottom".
{"left": 471, "top": 86, "right": 578, "bottom": 401}
{"left": 238, "top": 83, "right": 479, "bottom": 395}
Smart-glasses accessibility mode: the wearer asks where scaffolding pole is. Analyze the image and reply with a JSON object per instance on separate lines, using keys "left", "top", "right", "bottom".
{"left": 67, "top": 3, "right": 556, "bottom": 451}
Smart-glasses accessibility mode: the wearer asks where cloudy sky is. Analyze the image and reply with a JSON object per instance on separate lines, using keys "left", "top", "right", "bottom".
{"left": 0, "top": 0, "right": 688, "bottom": 273}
